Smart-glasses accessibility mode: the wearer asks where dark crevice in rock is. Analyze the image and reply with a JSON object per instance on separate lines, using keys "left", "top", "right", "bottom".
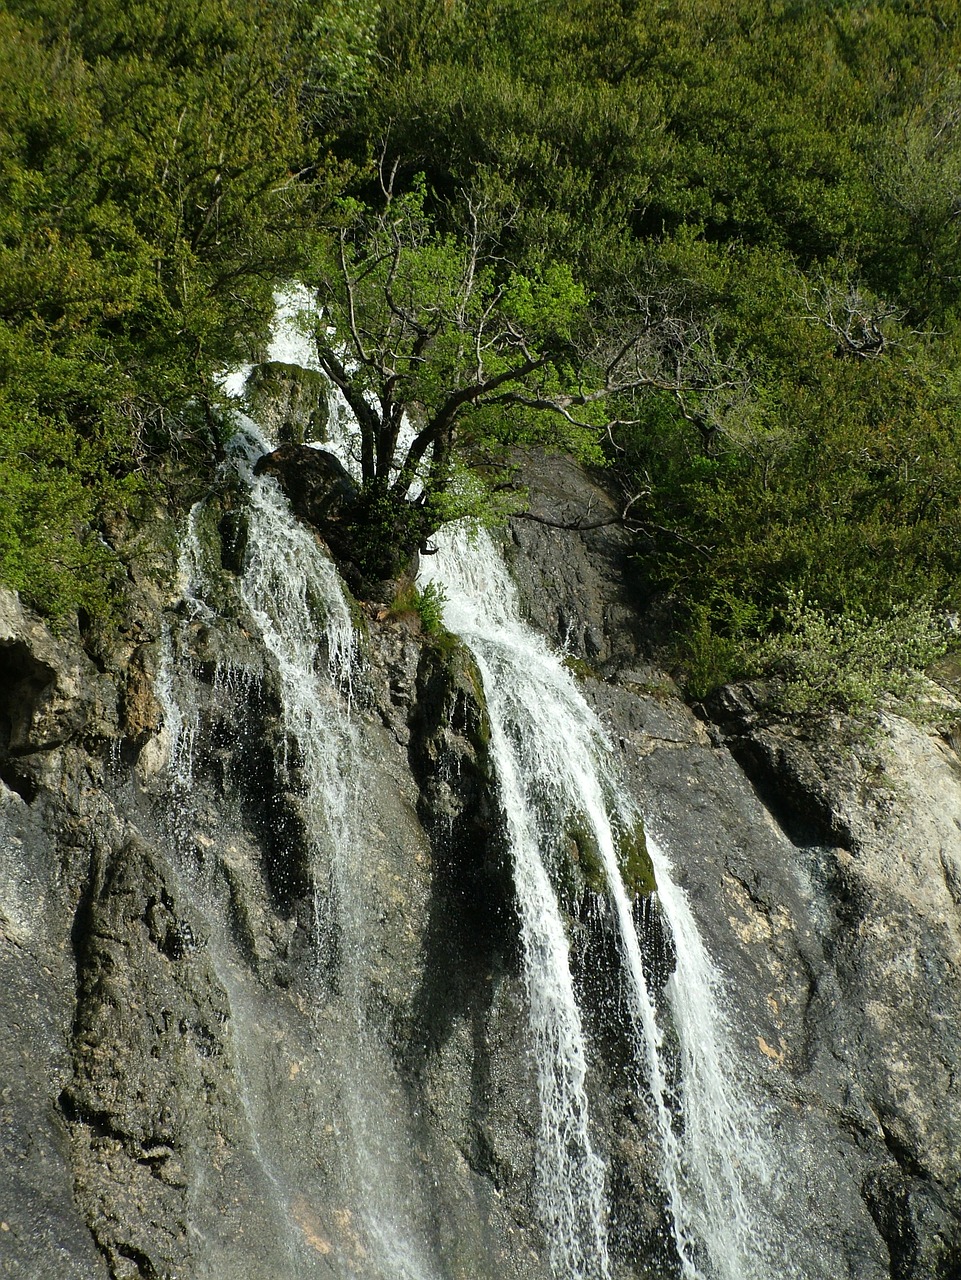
{"left": 0, "top": 756, "right": 39, "bottom": 800}
{"left": 76, "top": 609, "right": 111, "bottom": 675}
{"left": 59, "top": 1089, "right": 125, "bottom": 1142}
{"left": 68, "top": 847, "right": 107, "bottom": 998}
{"left": 405, "top": 638, "right": 533, "bottom": 1209}
{"left": 115, "top": 1242, "right": 160, "bottom": 1279}
{"left": 877, "top": 1118, "right": 929, "bottom": 1181}
{"left": 406, "top": 640, "right": 519, "bottom": 1059}
{"left": 0, "top": 638, "right": 58, "bottom": 752}
{"left": 145, "top": 894, "right": 200, "bottom": 962}
{"left": 864, "top": 1168, "right": 961, "bottom": 1280}
{"left": 575, "top": 892, "right": 674, "bottom": 1075}
{"left": 194, "top": 672, "right": 313, "bottom": 917}
{"left": 726, "top": 734, "right": 851, "bottom": 847}
{"left": 700, "top": 686, "right": 857, "bottom": 849}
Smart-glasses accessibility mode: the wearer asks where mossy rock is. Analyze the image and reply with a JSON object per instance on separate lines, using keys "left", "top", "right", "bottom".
{"left": 563, "top": 654, "right": 598, "bottom": 682}
{"left": 562, "top": 813, "right": 656, "bottom": 900}
{"left": 419, "top": 631, "right": 492, "bottom": 751}
{"left": 565, "top": 818, "right": 607, "bottom": 896}
{"left": 343, "top": 587, "right": 369, "bottom": 644}
{"left": 218, "top": 509, "right": 249, "bottom": 574}
{"left": 245, "top": 361, "right": 330, "bottom": 445}
{"left": 616, "top": 817, "right": 656, "bottom": 897}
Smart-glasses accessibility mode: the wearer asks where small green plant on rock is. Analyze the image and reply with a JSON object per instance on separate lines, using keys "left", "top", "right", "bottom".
{"left": 751, "top": 593, "right": 949, "bottom": 725}
{"left": 388, "top": 579, "right": 448, "bottom": 636}
{"left": 562, "top": 654, "right": 597, "bottom": 682}
{"left": 416, "top": 581, "right": 448, "bottom": 635}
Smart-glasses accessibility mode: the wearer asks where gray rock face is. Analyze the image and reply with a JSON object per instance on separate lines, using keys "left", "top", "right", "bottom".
{"left": 0, "top": 542, "right": 553, "bottom": 1279}
{"left": 2, "top": 446, "right": 960, "bottom": 1280}
{"left": 505, "top": 462, "right": 961, "bottom": 1280}
{"left": 244, "top": 361, "right": 330, "bottom": 446}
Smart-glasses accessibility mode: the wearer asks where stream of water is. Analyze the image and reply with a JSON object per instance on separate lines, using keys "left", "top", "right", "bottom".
{"left": 422, "top": 521, "right": 778, "bottom": 1280}
{"left": 160, "top": 292, "right": 779, "bottom": 1278}
{"left": 162, "top": 406, "right": 440, "bottom": 1279}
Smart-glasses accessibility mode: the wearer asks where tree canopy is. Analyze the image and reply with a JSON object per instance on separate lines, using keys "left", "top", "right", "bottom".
{"left": 309, "top": 183, "right": 596, "bottom": 503}
{"left": 0, "top": 0, "right": 376, "bottom": 616}
{"left": 3, "top": 0, "right": 961, "bottom": 706}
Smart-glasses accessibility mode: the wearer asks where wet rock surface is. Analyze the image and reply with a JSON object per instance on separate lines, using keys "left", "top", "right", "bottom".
{"left": 508, "top": 462, "right": 961, "bottom": 1280}
{"left": 0, "top": 551, "right": 551, "bottom": 1278}
{"left": 244, "top": 361, "right": 330, "bottom": 446}
{"left": 2, "top": 446, "right": 961, "bottom": 1279}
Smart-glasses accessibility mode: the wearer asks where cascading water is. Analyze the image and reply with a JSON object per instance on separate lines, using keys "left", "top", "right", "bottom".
{"left": 161, "top": 414, "right": 441, "bottom": 1273}
{"left": 650, "top": 840, "right": 781, "bottom": 1280}
{"left": 421, "top": 527, "right": 613, "bottom": 1277}
{"left": 159, "top": 291, "right": 779, "bottom": 1279}
{"left": 230, "top": 422, "right": 440, "bottom": 1280}
{"left": 421, "top": 521, "right": 778, "bottom": 1280}
{"left": 154, "top": 503, "right": 216, "bottom": 793}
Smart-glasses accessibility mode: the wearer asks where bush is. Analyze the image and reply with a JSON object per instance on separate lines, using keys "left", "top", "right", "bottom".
{"left": 749, "top": 593, "right": 949, "bottom": 724}
{"left": 388, "top": 580, "right": 448, "bottom": 635}
{"left": 415, "top": 580, "right": 448, "bottom": 635}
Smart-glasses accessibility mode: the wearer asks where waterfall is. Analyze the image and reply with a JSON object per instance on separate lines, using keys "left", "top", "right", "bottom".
{"left": 651, "top": 840, "right": 780, "bottom": 1280}
{"left": 421, "top": 522, "right": 777, "bottom": 1280}
{"left": 161, "top": 402, "right": 440, "bottom": 1278}
{"left": 422, "top": 524, "right": 612, "bottom": 1279}
{"left": 160, "top": 291, "right": 778, "bottom": 1278}
{"left": 233, "top": 427, "right": 439, "bottom": 1280}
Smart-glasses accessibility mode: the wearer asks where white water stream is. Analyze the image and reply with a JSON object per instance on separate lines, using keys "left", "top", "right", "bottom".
{"left": 423, "top": 524, "right": 612, "bottom": 1279}
{"left": 652, "top": 843, "right": 779, "bottom": 1280}
{"left": 422, "top": 522, "right": 777, "bottom": 1280}
{"left": 162, "top": 407, "right": 439, "bottom": 1276}
{"left": 233, "top": 426, "right": 440, "bottom": 1280}
{"left": 159, "top": 292, "right": 780, "bottom": 1279}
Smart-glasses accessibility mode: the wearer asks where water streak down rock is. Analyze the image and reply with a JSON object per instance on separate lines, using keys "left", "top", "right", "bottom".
{"left": 1, "top": 436, "right": 960, "bottom": 1279}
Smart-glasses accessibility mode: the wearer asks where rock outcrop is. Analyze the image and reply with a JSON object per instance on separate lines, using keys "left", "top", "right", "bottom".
{"left": 505, "top": 454, "right": 961, "bottom": 1280}
{"left": 0, "top": 533, "right": 554, "bottom": 1279}
{"left": 2, "top": 440, "right": 960, "bottom": 1280}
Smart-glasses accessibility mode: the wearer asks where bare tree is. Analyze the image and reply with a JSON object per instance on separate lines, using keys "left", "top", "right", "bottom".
{"left": 294, "top": 183, "right": 747, "bottom": 580}
{"left": 800, "top": 270, "right": 905, "bottom": 359}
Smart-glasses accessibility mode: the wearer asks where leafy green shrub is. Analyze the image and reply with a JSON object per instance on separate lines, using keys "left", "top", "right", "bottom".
{"left": 681, "top": 599, "right": 763, "bottom": 701}
{"left": 750, "top": 593, "right": 948, "bottom": 723}
{"left": 0, "top": 0, "right": 378, "bottom": 620}
{"left": 415, "top": 580, "right": 448, "bottom": 635}
{"left": 388, "top": 579, "right": 448, "bottom": 635}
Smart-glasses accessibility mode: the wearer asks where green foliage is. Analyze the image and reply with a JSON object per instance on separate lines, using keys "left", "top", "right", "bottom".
{"left": 619, "top": 240, "right": 961, "bottom": 709}
{"left": 749, "top": 594, "right": 948, "bottom": 724}
{"left": 5, "top": 0, "right": 961, "bottom": 714}
{"left": 682, "top": 604, "right": 754, "bottom": 704}
{"left": 414, "top": 580, "right": 448, "bottom": 635}
{"left": 303, "top": 180, "right": 608, "bottom": 572}
{"left": 328, "top": 0, "right": 961, "bottom": 723}
{"left": 362, "top": 0, "right": 958, "bottom": 293}
{"left": 0, "top": 0, "right": 376, "bottom": 617}
{"left": 388, "top": 578, "right": 448, "bottom": 636}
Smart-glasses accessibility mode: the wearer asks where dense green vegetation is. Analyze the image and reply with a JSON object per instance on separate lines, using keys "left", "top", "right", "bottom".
{"left": 359, "top": 0, "right": 961, "bottom": 703}
{"left": 3, "top": 0, "right": 961, "bottom": 711}
{"left": 0, "top": 0, "right": 376, "bottom": 616}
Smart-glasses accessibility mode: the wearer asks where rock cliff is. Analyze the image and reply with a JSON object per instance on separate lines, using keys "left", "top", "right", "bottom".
{"left": 507, "top": 453, "right": 961, "bottom": 1280}
{"left": 1, "top": 442, "right": 959, "bottom": 1280}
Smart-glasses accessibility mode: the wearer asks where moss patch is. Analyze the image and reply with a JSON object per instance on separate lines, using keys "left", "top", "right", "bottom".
{"left": 563, "top": 655, "right": 598, "bottom": 682}
{"left": 562, "top": 813, "right": 656, "bottom": 900}
{"left": 616, "top": 817, "right": 656, "bottom": 897}
{"left": 565, "top": 818, "right": 607, "bottom": 895}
